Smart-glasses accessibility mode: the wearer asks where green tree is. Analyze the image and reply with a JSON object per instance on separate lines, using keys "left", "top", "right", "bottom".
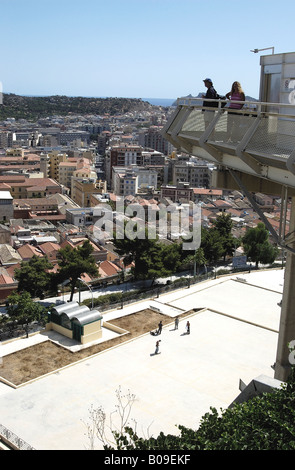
{"left": 201, "top": 227, "right": 224, "bottom": 264}
{"left": 6, "top": 291, "right": 47, "bottom": 337}
{"left": 113, "top": 225, "right": 181, "bottom": 285}
{"left": 194, "top": 247, "right": 207, "bottom": 275}
{"left": 242, "top": 222, "right": 278, "bottom": 268}
{"left": 212, "top": 213, "right": 233, "bottom": 236}
{"left": 14, "top": 255, "right": 55, "bottom": 299}
{"left": 56, "top": 240, "right": 99, "bottom": 301}
{"left": 145, "top": 243, "right": 182, "bottom": 285}
{"left": 212, "top": 213, "right": 236, "bottom": 261}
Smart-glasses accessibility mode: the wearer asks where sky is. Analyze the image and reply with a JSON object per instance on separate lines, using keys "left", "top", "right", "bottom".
{"left": 0, "top": 0, "right": 293, "bottom": 100}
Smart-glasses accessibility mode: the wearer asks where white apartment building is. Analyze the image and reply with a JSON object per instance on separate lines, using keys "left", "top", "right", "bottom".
{"left": 0, "top": 191, "right": 14, "bottom": 222}
{"left": 113, "top": 171, "right": 138, "bottom": 197}
{"left": 112, "top": 166, "right": 158, "bottom": 196}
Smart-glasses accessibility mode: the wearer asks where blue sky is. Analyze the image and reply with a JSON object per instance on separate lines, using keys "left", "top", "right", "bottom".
{"left": 0, "top": 0, "right": 292, "bottom": 100}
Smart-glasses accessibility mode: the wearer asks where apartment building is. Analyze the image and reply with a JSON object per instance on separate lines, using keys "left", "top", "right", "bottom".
{"left": 0, "top": 175, "right": 62, "bottom": 199}
{"left": 141, "top": 150, "right": 166, "bottom": 166}
{"left": 59, "top": 161, "right": 80, "bottom": 190}
{"left": 0, "top": 191, "right": 13, "bottom": 221}
{"left": 0, "top": 132, "right": 13, "bottom": 148}
{"left": 172, "top": 162, "right": 211, "bottom": 188}
{"left": 160, "top": 183, "right": 194, "bottom": 203}
{"left": 112, "top": 166, "right": 157, "bottom": 196}
{"left": 138, "top": 126, "right": 174, "bottom": 155}
{"left": 6, "top": 148, "right": 25, "bottom": 158}
{"left": 0, "top": 153, "right": 40, "bottom": 176}
{"left": 39, "top": 152, "right": 68, "bottom": 181}
{"left": 48, "top": 152, "right": 68, "bottom": 180}
{"left": 105, "top": 144, "right": 143, "bottom": 186}
{"left": 70, "top": 158, "right": 99, "bottom": 202}
{"left": 59, "top": 130, "right": 90, "bottom": 146}
{"left": 72, "top": 178, "right": 107, "bottom": 207}
{"left": 117, "top": 172, "right": 138, "bottom": 197}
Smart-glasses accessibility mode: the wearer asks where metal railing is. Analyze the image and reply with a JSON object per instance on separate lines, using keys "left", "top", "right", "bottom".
{"left": 0, "top": 424, "right": 35, "bottom": 450}
{"left": 164, "top": 98, "right": 295, "bottom": 175}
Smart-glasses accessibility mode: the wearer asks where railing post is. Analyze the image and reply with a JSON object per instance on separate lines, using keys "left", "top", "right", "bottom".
{"left": 275, "top": 196, "right": 295, "bottom": 382}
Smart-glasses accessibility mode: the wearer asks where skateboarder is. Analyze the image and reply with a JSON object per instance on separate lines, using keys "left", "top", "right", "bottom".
{"left": 155, "top": 340, "right": 161, "bottom": 354}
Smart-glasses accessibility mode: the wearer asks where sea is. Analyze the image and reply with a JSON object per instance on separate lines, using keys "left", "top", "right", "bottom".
{"left": 141, "top": 98, "right": 176, "bottom": 107}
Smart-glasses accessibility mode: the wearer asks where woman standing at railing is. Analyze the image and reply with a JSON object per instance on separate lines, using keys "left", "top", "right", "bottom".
{"left": 226, "top": 81, "right": 245, "bottom": 142}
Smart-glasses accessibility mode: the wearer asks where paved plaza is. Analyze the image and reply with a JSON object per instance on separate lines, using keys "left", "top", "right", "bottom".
{"left": 0, "top": 269, "right": 285, "bottom": 450}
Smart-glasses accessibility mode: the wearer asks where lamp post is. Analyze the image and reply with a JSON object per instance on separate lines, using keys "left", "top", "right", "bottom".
{"left": 250, "top": 47, "right": 275, "bottom": 55}
{"left": 61, "top": 279, "right": 71, "bottom": 302}
{"left": 77, "top": 277, "right": 94, "bottom": 309}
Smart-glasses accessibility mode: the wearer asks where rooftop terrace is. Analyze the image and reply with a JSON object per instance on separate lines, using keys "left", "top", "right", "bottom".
{"left": 0, "top": 268, "right": 284, "bottom": 450}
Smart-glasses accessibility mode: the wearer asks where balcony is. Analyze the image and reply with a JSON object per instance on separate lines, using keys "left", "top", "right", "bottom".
{"left": 162, "top": 98, "right": 295, "bottom": 190}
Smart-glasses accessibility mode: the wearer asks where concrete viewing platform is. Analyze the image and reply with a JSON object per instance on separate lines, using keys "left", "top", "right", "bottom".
{"left": 0, "top": 269, "right": 285, "bottom": 450}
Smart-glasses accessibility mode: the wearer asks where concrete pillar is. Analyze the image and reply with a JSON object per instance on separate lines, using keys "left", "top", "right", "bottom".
{"left": 275, "top": 196, "right": 295, "bottom": 382}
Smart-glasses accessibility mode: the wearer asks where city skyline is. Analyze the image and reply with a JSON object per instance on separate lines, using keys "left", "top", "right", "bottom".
{"left": 0, "top": 0, "right": 293, "bottom": 101}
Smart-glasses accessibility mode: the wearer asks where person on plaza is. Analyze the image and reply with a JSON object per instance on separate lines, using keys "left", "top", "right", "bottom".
{"left": 202, "top": 78, "right": 218, "bottom": 129}
{"left": 225, "top": 81, "right": 245, "bottom": 141}
{"left": 186, "top": 321, "right": 190, "bottom": 335}
{"left": 157, "top": 320, "right": 163, "bottom": 335}
{"left": 155, "top": 340, "right": 161, "bottom": 355}
{"left": 174, "top": 316, "right": 179, "bottom": 330}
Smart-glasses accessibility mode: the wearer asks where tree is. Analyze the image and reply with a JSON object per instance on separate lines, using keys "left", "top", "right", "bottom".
{"left": 194, "top": 247, "right": 207, "bottom": 275}
{"left": 6, "top": 291, "right": 47, "bottom": 337}
{"left": 14, "top": 255, "right": 55, "bottom": 299}
{"left": 56, "top": 240, "right": 99, "bottom": 301}
{"left": 242, "top": 223, "right": 278, "bottom": 268}
{"left": 201, "top": 227, "right": 224, "bottom": 265}
{"left": 113, "top": 225, "right": 181, "bottom": 285}
{"left": 212, "top": 213, "right": 236, "bottom": 261}
{"left": 145, "top": 243, "right": 182, "bottom": 285}
{"left": 212, "top": 213, "right": 233, "bottom": 236}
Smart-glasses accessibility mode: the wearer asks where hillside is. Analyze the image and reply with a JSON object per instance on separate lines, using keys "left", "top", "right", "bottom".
{"left": 0, "top": 93, "right": 153, "bottom": 120}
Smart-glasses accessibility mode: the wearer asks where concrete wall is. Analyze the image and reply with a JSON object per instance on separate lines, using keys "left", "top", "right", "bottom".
{"left": 81, "top": 320, "right": 102, "bottom": 345}
{"left": 45, "top": 322, "right": 73, "bottom": 339}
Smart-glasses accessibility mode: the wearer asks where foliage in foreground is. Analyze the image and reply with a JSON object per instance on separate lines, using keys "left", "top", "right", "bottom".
{"left": 103, "top": 370, "right": 295, "bottom": 450}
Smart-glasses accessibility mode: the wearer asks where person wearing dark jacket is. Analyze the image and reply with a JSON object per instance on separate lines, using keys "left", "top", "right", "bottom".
{"left": 157, "top": 320, "right": 163, "bottom": 335}
{"left": 202, "top": 78, "right": 218, "bottom": 128}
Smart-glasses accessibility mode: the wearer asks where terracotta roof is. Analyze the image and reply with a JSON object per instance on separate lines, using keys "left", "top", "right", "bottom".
{"left": 17, "top": 244, "right": 43, "bottom": 259}
{"left": 59, "top": 162, "right": 78, "bottom": 167}
{"left": 0, "top": 273, "right": 15, "bottom": 285}
{"left": 99, "top": 260, "right": 121, "bottom": 277}
{"left": 5, "top": 263, "right": 20, "bottom": 278}
{"left": 0, "top": 183, "right": 12, "bottom": 190}
{"left": 213, "top": 199, "right": 232, "bottom": 207}
{"left": 201, "top": 208, "right": 214, "bottom": 218}
{"left": 39, "top": 242, "right": 60, "bottom": 257}
{"left": 193, "top": 188, "right": 223, "bottom": 195}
